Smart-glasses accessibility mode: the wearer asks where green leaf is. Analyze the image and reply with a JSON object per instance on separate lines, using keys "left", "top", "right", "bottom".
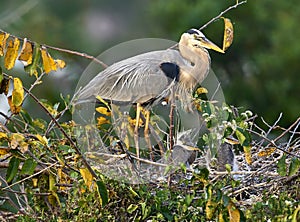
{"left": 6, "top": 157, "right": 20, "bottom": 183}
{"left": 184, "top": 193, "right": 194, "bottom": 206}
{"left": 222, "top": 194, "right": 230, "bottom": 207}
{"left": 96, "top": 180, "right": 108, "bottom": 206}
{"left": 235, "top": 128, "right": 246, "bottom": 145}
{"left": 0, "top": 67, "right": 3, "bottom": 84}
{"left": 288, "top": 157, "right": 300, "bottom": 177}
{"left": 292, "top": 205, "right": 300, "bottom": 222}
{"left": 20, "top": 109, "right": 32, "bottom": 125}
{"left": 235, "top": 127, "right": 251, "bottom": 146}
{"left": 201, "top": 101, "right": 215, "bottom": 116}
{"left": 24, "top": 42, "right": 40, "bottom": 77}
{"left": 277, "top": 154, "right": 287, "bottom": 176}
{"left": 20, "top": 158, "right": 37, "bottom": 175}
{"left": 127, "top": 204, "right": 139, "bottom": 214}
{"left": 128, "top": 186, "right": 139, "bottom": 197}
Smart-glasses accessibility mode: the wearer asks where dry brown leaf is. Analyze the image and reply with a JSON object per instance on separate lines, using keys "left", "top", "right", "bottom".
{"left": 0, "top": 77, "right": 10, "bottom": 95}
{"left": 4, "top": 37, "right": 20, "bottom": 70}
{"left": 41, "top": 46, "right": 57, "bottom": 74}
{"left": 7, "top": 96, "right": 22, "bottom": 114}
{"left": 18, "top": 38, "right": 33, "bottom": 66}
{"left": 0, "top": 32, "right": 10, "bottom": 56}
{"left": 9, "top": 133, "right": 28, "bottom": 152}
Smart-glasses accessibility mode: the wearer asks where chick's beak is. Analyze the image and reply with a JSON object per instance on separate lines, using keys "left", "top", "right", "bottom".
{"left": 196, "top": 36, "right": 225, "bottom": 53}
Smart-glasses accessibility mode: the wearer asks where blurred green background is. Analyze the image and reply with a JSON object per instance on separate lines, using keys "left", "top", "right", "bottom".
{"left": 0, "top": 0, "right": 299, "bottom": 127}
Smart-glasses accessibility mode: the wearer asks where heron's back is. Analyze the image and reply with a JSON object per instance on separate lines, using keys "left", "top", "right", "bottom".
{"left": 75, "top": 49, "right": 190, "bottom": 104}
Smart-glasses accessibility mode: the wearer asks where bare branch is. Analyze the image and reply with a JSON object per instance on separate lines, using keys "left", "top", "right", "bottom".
{"left": 199, "top": 0, "right": 247, "bottom": 31}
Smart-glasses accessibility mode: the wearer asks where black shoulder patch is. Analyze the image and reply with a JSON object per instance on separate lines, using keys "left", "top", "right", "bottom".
{"left": 160, "top": 62, "right": 180, "bottom": 82}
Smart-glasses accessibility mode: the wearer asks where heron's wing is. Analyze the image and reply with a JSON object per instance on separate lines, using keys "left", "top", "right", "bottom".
{"left": 75, "top": 50, "right": 186, "bottom": 104}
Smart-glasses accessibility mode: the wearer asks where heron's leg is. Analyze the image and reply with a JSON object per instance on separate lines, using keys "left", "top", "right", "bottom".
{"left": 144, "top": 110, "right": 154, "bottom": 160}
{"left": 169, "top": 87, "right": 176, "bottom": 151}
{"left": 134, "top": 103, "right": 141, "bottom": 164}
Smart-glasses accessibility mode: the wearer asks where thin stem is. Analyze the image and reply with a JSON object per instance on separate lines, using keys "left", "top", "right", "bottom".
{"left": 23, "top": 87, "right": 99, "bottom": 180}
{"left": 199, "top": 1, "right": 247, "bottom": 31}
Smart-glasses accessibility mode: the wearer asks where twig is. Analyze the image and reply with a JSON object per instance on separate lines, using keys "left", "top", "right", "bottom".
{"left": 199, "top": 1, "right": 247, "bottom": 31}
{"left": 44, "top": 44, "right": 108, "bottom": 68}
{"left": 23, "top": 87, "right": 99, "bottom": 179}
{"left": 274, "top": 117, "right": 300, "bottom": 143}
{"left": 247, "top": 128, "right": 300, "bottom": 159}
{"left": 0, "top": 29, "right": 108, "bottom": 68}
{"left": 285, "top": 118, "right": 300, "bottom": 150}
{"left": 261, "top": 113, "right": 283, "bottom": 135}
{"left": 2, "top": 162, "right": 58, "bottom": 190}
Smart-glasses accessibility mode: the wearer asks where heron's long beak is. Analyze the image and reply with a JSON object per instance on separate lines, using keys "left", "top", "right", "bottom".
{"left": 196, "top": 36, "right": 225, "bottom": 53}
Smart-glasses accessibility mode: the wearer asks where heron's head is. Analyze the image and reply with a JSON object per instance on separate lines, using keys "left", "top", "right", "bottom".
{"left": 180, "top": 28, "right": 224, "bottom": 54}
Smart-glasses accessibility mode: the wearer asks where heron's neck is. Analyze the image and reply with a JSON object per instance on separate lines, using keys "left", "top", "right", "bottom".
{"left": 178, "top": 43, "right": 211, "bottom": 89}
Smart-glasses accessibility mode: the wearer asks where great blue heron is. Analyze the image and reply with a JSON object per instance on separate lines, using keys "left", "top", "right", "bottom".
{"left": 75, "top": 29, "right": 223, "bottom": 106}
{"left": 74, "top": 28, "right": 224, "bottom": 159}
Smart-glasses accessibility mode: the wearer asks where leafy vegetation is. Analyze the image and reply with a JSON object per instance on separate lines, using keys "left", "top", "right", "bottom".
{"left": 0, "top": 1, "right": 299, "bottom": 221}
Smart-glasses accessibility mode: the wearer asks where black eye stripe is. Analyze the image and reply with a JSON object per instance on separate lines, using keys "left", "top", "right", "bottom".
{"left": 186, "top": 29, "right": 200, "bottom": 35}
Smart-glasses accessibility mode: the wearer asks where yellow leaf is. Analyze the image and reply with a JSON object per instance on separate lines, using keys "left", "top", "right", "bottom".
{"left": 80, "top": 168, "right": 95, "bottom": 192}
{"left": 218, "top": 212, "right": 225, "bottom": 222}
{"left": 54, "top": 59, "right": 66, "bottom": 69}
{"left": 97, "top": 116, "right": 110, "bottom": 126}
{"left": 48, "top": 174, "right": 61, "bottom": 207}
{"left": 24, "top": 43, "right": 40, "bottom": 78}
{"left": 196, "top": 87, "right": 208, "bottom": 95}
{"left": 57, "top": 168, "right": 71, "bottom": 191}
{"left": 96, "top": 95, "right": 111, "bottom": 112}
{"left": 258, "top": 147, "right": 276, "bottom": 157}
{"left": 128, "top": 116, "right": 143, "bottom": 127}
{"left": 0, "top": 132, "right": 8, "bottom": 140}
{"left": 18, "top": 38, "right": 33, "bottom": 66}
{"left": 222, "top": 17, "right": 234, "bottom": 51}
{"left": 225, "top": 137, "right": 240, "bottom": 145}
{"left": 227, "top": 201, "right": 240, "bottom": 222}
{"left": 40, "top": 47, "right": 57, "bottom": 74}
{"left": 96, "top": 107, "right": 111, "bottom": 116}
{"left": 243, "top": 146, "right": 252, "bottom": 165}
{"left": 49, "top": 173, "right": 56, "bottom": 191}
{"left": 206, "top": 199, "right": 217, "bottom": 220}
{"left": 40, "top": 100, "right": 58, "bottom": 116}
{"left": 32, "top": 178, "right": 38, "bottom": 187}
{"left": 35, "top": 134, "right": 48, "bottom": 146}
{"left": 10, "top": 133, "right": 28, "bottom": 153}
{"left": 0, "top": 148, "right": 10, "bottom": 156}
{"left": 7, "top": 96, "right": 22, "bottom": 114}
{"left": 0, "top": 32, "right": 10, "bottom": 56}
{"left": 12, "top": 77, "right": 24, "bottom": 107}
{"left": 4, "top": 37, "right": 20, "bottom": 70}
